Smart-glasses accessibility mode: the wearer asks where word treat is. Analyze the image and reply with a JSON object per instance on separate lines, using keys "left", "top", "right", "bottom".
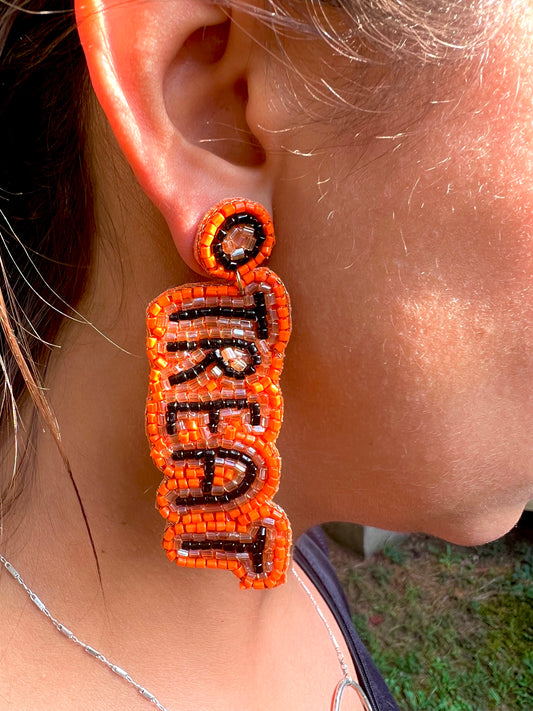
{"left": 146, "top": 199, "right": 292, "bottom": 588}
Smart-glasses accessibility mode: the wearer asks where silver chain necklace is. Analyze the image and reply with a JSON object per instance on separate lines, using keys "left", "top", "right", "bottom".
{"left": 0, "top": 552, "right": 374, "bottom": 711}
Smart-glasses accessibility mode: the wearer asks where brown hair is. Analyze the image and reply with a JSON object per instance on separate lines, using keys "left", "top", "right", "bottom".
{"left": 0, "top": 0, "right": 92, "bottom": 516}
{"left": 236, "top": 1, "right": 502, "bottom": 62}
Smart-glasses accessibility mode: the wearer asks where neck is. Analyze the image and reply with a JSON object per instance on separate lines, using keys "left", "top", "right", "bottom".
{"left": 0, "top": 428, "right": 356, "bottom": 710}
{"left": 1, "top": 425, "right": 308, "bottom": 709}
{"left": 0, "top": 295, "right": 364, "bottom": 711}
{"left": 0, "top": 302, "right": 314, "bottom": 706}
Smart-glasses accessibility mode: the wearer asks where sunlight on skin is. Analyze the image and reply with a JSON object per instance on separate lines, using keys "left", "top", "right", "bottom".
{"left": 260, "top": 2, "right": 533, "bottom": 544}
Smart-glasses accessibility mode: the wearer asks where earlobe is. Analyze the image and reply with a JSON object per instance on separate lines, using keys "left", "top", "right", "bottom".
{"left": 75, "top": 0, "right": 272, "bottom": 271}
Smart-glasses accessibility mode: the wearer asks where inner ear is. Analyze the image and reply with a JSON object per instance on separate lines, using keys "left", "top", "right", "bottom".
{"left": 182, "top": 20, "right": 231, "bottom": 64}
{"left": 165, "top": 20, "right": 266, "bottom": 168}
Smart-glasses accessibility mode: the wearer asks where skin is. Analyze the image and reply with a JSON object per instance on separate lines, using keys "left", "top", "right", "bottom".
{"left": 257, "top": 3, "right": 533, "bottom": 544}
{"left": 1, "top": 1, "right": 532, "bottom": 709}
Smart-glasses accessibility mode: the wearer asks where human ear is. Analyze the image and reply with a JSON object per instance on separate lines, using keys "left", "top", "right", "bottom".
{"left": 75, "top": 0, "right": 272, "bottom": 271}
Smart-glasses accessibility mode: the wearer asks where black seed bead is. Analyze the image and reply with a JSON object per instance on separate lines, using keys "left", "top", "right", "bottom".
{"left": 219, "top": 364, "right": 238, "bottom": 379}
{"left": 169, "top": 373, "right": 185, "bottom": 386}
{"left": 250, "top": 403, "right": 261, "bottom": 426}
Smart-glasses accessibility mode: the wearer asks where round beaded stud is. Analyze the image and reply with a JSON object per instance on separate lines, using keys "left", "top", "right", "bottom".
{"left": 146, "top": 199, "right": 292, "bottom": 589}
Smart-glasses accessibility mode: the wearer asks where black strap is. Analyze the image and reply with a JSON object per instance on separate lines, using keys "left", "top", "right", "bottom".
{"left": 294, "top": 528, "right": 400, "bottom": 711}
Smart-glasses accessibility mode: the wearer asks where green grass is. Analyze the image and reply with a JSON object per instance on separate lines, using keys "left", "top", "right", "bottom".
{"left": 330, "top": 528, "right": 533, "bottom": 711}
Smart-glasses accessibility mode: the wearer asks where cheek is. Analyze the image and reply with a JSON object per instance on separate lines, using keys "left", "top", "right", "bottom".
{"left": 269, "top": 6, "right": 533, "bottom": 537}
{"left": 393, "top": 291, "right": 533, "bottom": 505}
{"left": 279, "top": 247, "right": 533, "bottom": 538}
{"left": 274, "top": 104, "right": 533, "bottom": 538}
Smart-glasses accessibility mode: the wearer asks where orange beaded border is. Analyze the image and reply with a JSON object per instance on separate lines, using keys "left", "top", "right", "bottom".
{"left": 146, "top": 200, "right": 291, "bottom": 589}
{"left": 195, "top": 198, "right": 275, "bottom": 283}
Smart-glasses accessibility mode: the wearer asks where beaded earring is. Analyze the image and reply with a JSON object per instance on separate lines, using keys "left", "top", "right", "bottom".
{"left": 146, "top": 199, "right": 292, "bottom": 589}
